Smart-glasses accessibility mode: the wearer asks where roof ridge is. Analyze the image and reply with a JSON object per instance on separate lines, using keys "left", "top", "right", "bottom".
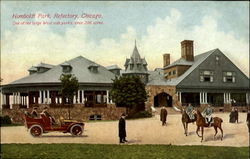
{"left": 175, "top": 48, "right": 217, "bottom": 85}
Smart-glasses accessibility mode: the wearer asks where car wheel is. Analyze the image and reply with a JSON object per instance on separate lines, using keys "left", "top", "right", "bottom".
{"left": 70, "top": 124, "right": 83, "bottom": 136}
{"left": 29, "top": 125, "right": 43, "bottom": 137}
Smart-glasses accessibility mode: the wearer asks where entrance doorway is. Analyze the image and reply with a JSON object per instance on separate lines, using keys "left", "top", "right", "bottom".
{"left": 154, "top": 92, "right": 172, "bottom": 107}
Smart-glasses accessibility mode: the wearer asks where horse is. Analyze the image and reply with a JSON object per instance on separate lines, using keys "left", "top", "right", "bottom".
{"left": 194, "top": 109, "right": 223, "bottom": 142}
{"left": 173, "top": 106, "right": 196, "bottom": 136}
{"left": 181, "top": 108, "right": 196, "bottom": 136}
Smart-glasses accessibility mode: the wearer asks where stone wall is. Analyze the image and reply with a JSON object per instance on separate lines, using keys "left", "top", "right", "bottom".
{"left": 145, "top": 85, "right": 176, "bottom": 111}
{"left": 1, "top": 104, "right": 126, "bottom": 124}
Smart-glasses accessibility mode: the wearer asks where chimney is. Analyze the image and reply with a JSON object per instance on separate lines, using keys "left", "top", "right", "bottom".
{"left": 163, "top": 53, "right": 170, "bottom": 68}
{"left": 181, "top": 40, "right": 194, "bottom": 61}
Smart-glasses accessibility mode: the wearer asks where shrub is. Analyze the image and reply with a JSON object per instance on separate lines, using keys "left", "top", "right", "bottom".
{"left": 126, "top": 111, "right": 152, "bottom": 119}
{"left": 1, "top": 115, "right": 12, "bottom": 125}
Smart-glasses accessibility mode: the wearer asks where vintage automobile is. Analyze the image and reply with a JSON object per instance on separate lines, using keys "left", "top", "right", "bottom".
{"left": 24, "top": 112, "right": 84, "bottom": 137}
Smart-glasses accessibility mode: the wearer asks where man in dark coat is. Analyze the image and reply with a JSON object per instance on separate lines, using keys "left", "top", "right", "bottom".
{"left": 229, "top": 108, "right": 236, "bottom": 123}
{"left": 118, "top": 113, "right": 127, "bottom": 143}
{"left": 235, "top": 108, "right": 239, "bottom": 123}
{"left": 160, "top": 106, "right": 168, "bottom": 126}
{"left": 247, "top": 109, "right": 250, "bottom": 133}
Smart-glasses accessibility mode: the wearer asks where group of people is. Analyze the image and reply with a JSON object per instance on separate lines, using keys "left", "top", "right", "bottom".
{"left": 119, "top": 104, "right": 250, "bottom": 144}
{"left": 29, "top": 106, "right": 56, "bottom": 124}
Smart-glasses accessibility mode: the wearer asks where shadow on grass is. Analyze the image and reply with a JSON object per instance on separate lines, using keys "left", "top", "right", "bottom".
{"left": 127, "top": 139, "right": 142, "bottom": 144}
{"left": 41, "top": 135, "right": 88, "bottom": 138}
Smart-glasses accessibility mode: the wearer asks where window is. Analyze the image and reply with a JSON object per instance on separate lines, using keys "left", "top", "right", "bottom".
{"left": 200, "top": 70, "right": 214, "bottom": 82}
{"left": 173, "top": 70, "right": 176, "bottom": 75}
{"left": 89, "top": 114, "right": 102, "bottom": 120}
{"left": 62, "top": 66, "right": 72, "bottom": 73}
{"left": 223, "top": 71, "right": 235, "bottom": 83}
{"left": 169, "top": 71, "right": 172, "bottom": 76}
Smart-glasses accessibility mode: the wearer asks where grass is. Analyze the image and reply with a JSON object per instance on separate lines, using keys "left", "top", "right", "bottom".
{"left": 1, "top": 144, "right": 248, "bottom": 159}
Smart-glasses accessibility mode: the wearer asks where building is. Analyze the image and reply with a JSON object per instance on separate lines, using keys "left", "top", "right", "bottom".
{"left": 1, "top": 40, "right": 249, "bottom": 123}
{"left": 1, "top": 56, "right": 126, "bottom": 122}
{"left": 145, "top": 40, "right": 250, "bottom": 112}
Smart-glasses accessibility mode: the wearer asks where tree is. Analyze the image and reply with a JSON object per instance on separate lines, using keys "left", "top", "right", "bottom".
{"left": 60, "top": 74, "right": 79, "bottom": 119}
{"left": 110, "top": 75, "right": 148, "bottom": 115}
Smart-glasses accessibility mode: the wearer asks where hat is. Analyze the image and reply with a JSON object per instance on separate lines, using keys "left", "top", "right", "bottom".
{"left": 121, "top": 113, "right": 126, "bottom": 117}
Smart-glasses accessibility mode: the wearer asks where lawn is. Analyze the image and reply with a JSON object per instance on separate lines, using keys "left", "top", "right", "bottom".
{"left": 1, "top": 144, "right": 248, "bottom": 159}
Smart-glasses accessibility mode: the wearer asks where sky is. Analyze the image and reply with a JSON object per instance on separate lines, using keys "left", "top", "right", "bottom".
{"left": 1, "top": 1, "right": 249, "bottom": 85}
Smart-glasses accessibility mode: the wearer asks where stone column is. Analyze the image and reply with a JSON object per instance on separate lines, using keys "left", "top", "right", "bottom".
{"left": 73, "top": 95, "right": 76, "bottom": 104}
{"left": 106, "top": 90, "right": 109, "bottom": 104}
{"left": 13, "top": 93, "right": 15, "bottom": 104}
{"left": 47, "top": 90, "right": 50, "bottom": 104}
{"left": 39, "top": 90, "right": 42, "bottom": 104}
{"left": 228, "top": 93, "right": 231, "bottom": 103}
{"left": 27, "top": 96, "right": 29, "bottom": 108}
{"left": 77, "top": 90, "right": 80, "bottom": 103}
{"left": 81, "top": 90, "right": 85, "bottom": 103}
{"left": 43, "top": 90, "right": 46, "bottom": 104}
{"left": 0, "top": 93, "right": 3, "bottom": 106}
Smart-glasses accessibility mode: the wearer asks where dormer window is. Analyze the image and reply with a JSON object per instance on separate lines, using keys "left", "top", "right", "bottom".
{"left": 35, "top": 63, "right": 54, "bottom": 73}
{"left": 88, "top": 64, "right": 99, "bottom": 73}
{"left": 60, "top": 62, "right": 72, "bottom": 73}
{"left": 223, "top": 71, "right": 235, "bottom": 83}
{"left": 28, "top": 66, "right": 37, "bottom": 75}
{"left": 200, "top": 70, "right": 214, "bottom": 82}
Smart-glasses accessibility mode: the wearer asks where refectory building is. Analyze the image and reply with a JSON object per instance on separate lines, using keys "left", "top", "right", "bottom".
{"left": 1, "top": 40, "right": 249, "bottom": 123}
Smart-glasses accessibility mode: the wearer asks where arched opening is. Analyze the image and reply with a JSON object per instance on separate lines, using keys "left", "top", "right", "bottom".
{"left": 154, "top": 92, "right": 172, "bottom": 107}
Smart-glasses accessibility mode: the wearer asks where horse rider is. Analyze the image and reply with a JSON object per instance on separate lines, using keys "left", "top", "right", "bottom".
{"left": 202, "top": 104, "right": 213, "bottom": 126}
{"left": 185, "top": 103, "right": 195, "bottom": 120}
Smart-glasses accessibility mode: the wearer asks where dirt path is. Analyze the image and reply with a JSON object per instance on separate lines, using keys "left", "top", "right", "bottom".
{"left": 1, "top": 113, "right": 249, "bottom": 146}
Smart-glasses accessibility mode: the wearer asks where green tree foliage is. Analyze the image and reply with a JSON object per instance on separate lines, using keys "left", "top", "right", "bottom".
{"left": 60, "top": 74, "right": 79, "bottom": 104}
{"left": 110, "top": 76, "right": 148, "bottom": 114}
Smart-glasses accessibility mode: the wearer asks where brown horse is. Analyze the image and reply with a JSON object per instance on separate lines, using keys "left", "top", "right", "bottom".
{"left": 194, "top": 110, "right": 223, "bottom": 142}
{"left": 182, "top": 108, "right": 196, "bottom": 136}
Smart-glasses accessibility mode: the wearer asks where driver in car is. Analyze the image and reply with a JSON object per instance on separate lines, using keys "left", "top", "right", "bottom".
{"left": 41, "top": 107, "right": 56, "bottom": 125}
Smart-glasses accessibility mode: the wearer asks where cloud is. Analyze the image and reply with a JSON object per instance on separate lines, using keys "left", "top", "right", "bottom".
{"left": 1, "top": 8, "right": 249, "bottom": 84}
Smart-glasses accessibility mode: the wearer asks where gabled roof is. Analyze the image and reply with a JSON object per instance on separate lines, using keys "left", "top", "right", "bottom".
{"left": 9, "top": 56, "right": 116, "bottom": 85}
{"left": 147, "top": 49, "right": 217, "bottom": 86}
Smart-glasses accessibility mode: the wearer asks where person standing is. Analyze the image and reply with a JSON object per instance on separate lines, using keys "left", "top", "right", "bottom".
{"left": 229, "top": 108, "right": 235, "bottom": 123}
{"left": 118, "top": 113, "right": 127, "bottom": 143}
{"left": 247, "top": 109, "right": 250, "bottom": 133}
{"left": 160, "top": 106, "right": 168, "bottom": 126}
{"left": 235, "top": 108, "right": 239, "bottom": 123}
